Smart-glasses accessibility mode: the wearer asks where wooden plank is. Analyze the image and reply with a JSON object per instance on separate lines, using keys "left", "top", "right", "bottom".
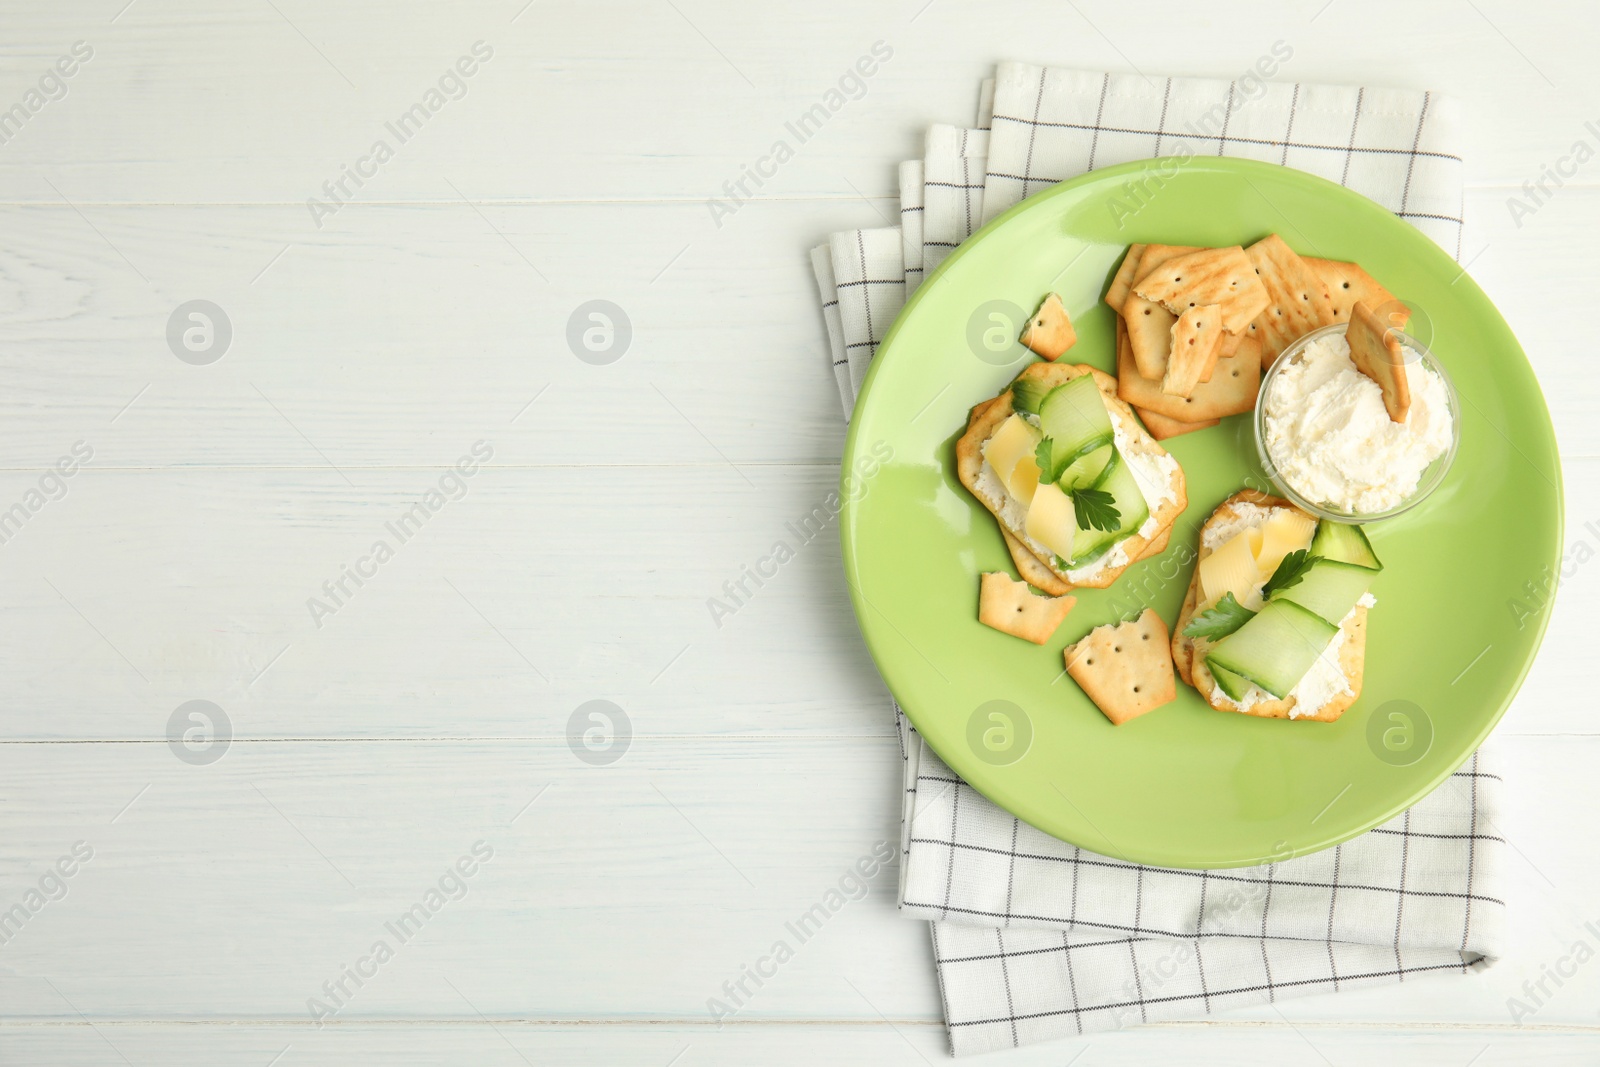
{"left": 0, "top": 735, "right": 1593, "bottom": 1026}
{"left": 0, "top": 456, "right": 1587, "bottom": 739}
{"left": 0, "top": 464, "right": 890, "bottom": 739}
{"left": 0, "top": 188, "right": 1593, "bottom": 470}
{"left": 0, "top": 200, "right": 856, "bottom": 470}
{"left": 0, "top": 1021, "right": 1597, "bottom": 1066}
{"left": 0, "top": 0, "right": 1589, "bottom": 204}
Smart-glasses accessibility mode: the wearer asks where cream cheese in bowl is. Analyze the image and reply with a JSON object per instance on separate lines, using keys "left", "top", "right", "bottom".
{"left": 1256, "top": 324, "right": 1458, "bottom": 521}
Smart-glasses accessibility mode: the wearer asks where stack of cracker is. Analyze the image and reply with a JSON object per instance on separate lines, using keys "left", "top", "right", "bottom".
{"left": 1106, "top": 235, "right": 1406, "bottom": 441}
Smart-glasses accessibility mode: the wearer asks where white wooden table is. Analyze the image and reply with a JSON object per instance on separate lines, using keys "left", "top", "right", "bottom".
{"left": 0, "top": 1, "right": 1596, "bottom": 1062}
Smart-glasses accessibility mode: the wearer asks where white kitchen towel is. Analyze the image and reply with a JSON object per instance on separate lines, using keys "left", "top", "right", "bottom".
{"left": 912, "top": 748, "right": 1503, "bottom": 1055}
{"left": 901, "top": 79, "right": 991, "bottom": 297}
{"left": 920, "top": 125, "right": 990, "bottom": 277}
{"left": 898, "top": 160, "right": 925, "bottom": 293}
{"left": 828, "top": 227, "right": 906, "bottom": 404}
{"left": 979, "top": 61, "right": 1464, "bottom": 257}
{"left": 809, "top": 65, "right": 1498, "bottom": 1057}
{"left": 809, "top": 245, "right": 852, "bottom": 420}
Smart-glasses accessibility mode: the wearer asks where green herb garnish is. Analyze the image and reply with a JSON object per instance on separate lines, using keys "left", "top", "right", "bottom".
{"left": 1035, "top": 438, "right": 1071, "bottom": 484}
{"left": 1261, "top": 549, "right": 1323, "bottom": 600}
{"left": 1072, "top": 487, "right": 1121, "bottom": 533}
{"left": 1182, "top": 592, "right": 1256, "bottom": 639}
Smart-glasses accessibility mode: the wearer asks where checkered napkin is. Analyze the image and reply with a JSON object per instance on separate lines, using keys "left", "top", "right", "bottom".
{"left": 809, "top": 63, "right": 1505, "bottom": 1058}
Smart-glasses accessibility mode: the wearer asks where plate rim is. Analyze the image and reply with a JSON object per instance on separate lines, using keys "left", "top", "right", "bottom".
{"left": 838, "top": 155, "right": 1564, "bottom": 868}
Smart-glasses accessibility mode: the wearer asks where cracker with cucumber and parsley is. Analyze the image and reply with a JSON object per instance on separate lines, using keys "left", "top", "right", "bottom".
{"left": 958, "top": 362, "right": 1188, "bottom": 594}
{"left": 1172, "top": 489, "right": 1382, "bottom": 722}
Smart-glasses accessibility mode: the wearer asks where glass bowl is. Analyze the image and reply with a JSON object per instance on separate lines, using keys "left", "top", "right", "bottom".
{"left": 1253, "top": 323, "right": 1460, "bottom": 523}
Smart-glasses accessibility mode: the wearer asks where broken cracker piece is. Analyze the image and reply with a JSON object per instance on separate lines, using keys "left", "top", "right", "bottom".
{"left": 1019, "top": 293, "right": 1077, "bottom": 361}
{"left": 1162, "top": 304, "right": 1225, "bottom": 399}
{"left": 978, "top": 571, "right": 1076, "bottom": 644}
{"left": 1135, "top": 405, "right": 1220, "bottom": 440}
{"left": 1246, "top": 234, "right": 1337, "bottom": 367}
{"left": 1063, "top": 608, "right": 1176, "bottom": 725}
{"left": 1347, "top": 300, "right": 1411, "bottom": 423}
{"left": 1132, "top": 245, "right": 1269, "bottom": 335}
{"left": 1123, "top": 244, "right": 1201, "bottom": 380}
{"left": 1117, "top": 328, "right": 1261, "bottom": 422}
{"left": 1308, "top": 257, "right": 1409, "bottom": 329}
{"left": 1104, "top": 243, "right": 1148, "bottom": 312}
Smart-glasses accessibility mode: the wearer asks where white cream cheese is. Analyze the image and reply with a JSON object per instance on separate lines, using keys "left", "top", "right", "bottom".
{"left": 1262, "top": 332, "right": 1452, "bottom": 514}
{"left": 1200, "top": 502, "right": 1274, "bottom": 551}
{"left": 985, "top": 403, "right": 1174, "bottom": 580}
{"left": 1244, "top": 625, "right": 1350, "bottom": 719}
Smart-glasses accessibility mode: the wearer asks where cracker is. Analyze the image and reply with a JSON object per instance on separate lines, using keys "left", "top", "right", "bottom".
{"left": 1135, "top": 406, "right": 1220, "bottom": 440}
{"left": 1205, "top": 328, "right": 1242, "bottom": 383}
{"left": 1131, "top": 245, "right": 1270, "bottom": 334}
{"left": 1162, "top": 304, "right": 1224, "bottom": 399}
{"left": 955, "top": 362, "right": 1188, "bottom": 590}
{"left": 1003, "top": 515, "right": 1169, "bottom": 596}
{"left": 1122, "top": 244, "right": 1200, "bottom": 380}
{"left": 1245, "top": 234, "right": 1336, "bottom": 366}
{"left": 1170, "top": 490, "right": 1365, "bottom": 722}
{"left": 1019, "top": 292, "right": 1077, "bottom": 361}
{"left": 1347, "top": 300, "right": 1410, "bottom": 422}
{"left": 1167, "top": 490, "right": 1293, "bottom": 686}
{"left": 1139, "top": 521, "right": 1172, "bottom": 558}
{"left": 1001, "top": 529, "right": 1073, "bottom": 596}
{"left": 1308, "top": 257, "right": 1408, "bottom": 328}
{"left": 1117, "top": 329, "right": 1261, "bottom": 421}
{"left": 978, "top": 572, "right": 1076, "bottom": 643}
{"left": 1104, "top": 243, "right": 1148, "bottom": 312}
{"left": 1063, "top": 608, "right": 1176, "bottom": 725}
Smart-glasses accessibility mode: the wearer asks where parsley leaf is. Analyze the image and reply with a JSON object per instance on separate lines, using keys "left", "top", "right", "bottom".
{"left": 1261, "top": 549, "right": 1323, "bottom": 600}
{"left": 1182, "top": 592, "right": 1256, "bottom": 639}
{"left": 1035, "top": 437, "right": 1070, "bottom": 484}
{"left": 1072, "top": 487, "right": 1121, "bottom": 532}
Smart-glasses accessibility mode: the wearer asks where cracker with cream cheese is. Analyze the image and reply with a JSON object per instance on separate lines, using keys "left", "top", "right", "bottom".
{"left": 957, "top": 363, "right": 1188, "bottom": 591}
{"left": 1170, "top": 490, "right": 1367, "bottom": 722}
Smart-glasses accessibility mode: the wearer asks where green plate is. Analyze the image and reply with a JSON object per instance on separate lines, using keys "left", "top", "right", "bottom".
{"left": 839, "top": 157, "right": 1561, "bottom": 869}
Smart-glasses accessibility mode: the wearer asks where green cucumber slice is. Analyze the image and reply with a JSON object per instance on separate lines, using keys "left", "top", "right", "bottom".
{"left": 1309, "top": 520, "right": 1382, "bottom": 571}
{"left": 1208, "top": 661, "right": 1256, "bottom": 702}
{"left": 1059, "top": 442, "right": 1115, "bottom": 491}
{"left": 1093, "top": 447, "right": 1151, "bottom": 538}
{"left": 1038, "top": 374, "right": 1113, "bottom": 458}
{"left": 1204, "top": 600, "right": 1339, "bottom": 699}
{"left": 1068, "top": 516, "right": 1119, "bottom": 565}
{"left": 1066, "top": 446, "right": 1151, "bottom": 564}
{"left": 1274, "top": 558, "right": 1371, "bottom": 626}
{"left": 1010, "top": 377, "right": 1050, "bottom": 416}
